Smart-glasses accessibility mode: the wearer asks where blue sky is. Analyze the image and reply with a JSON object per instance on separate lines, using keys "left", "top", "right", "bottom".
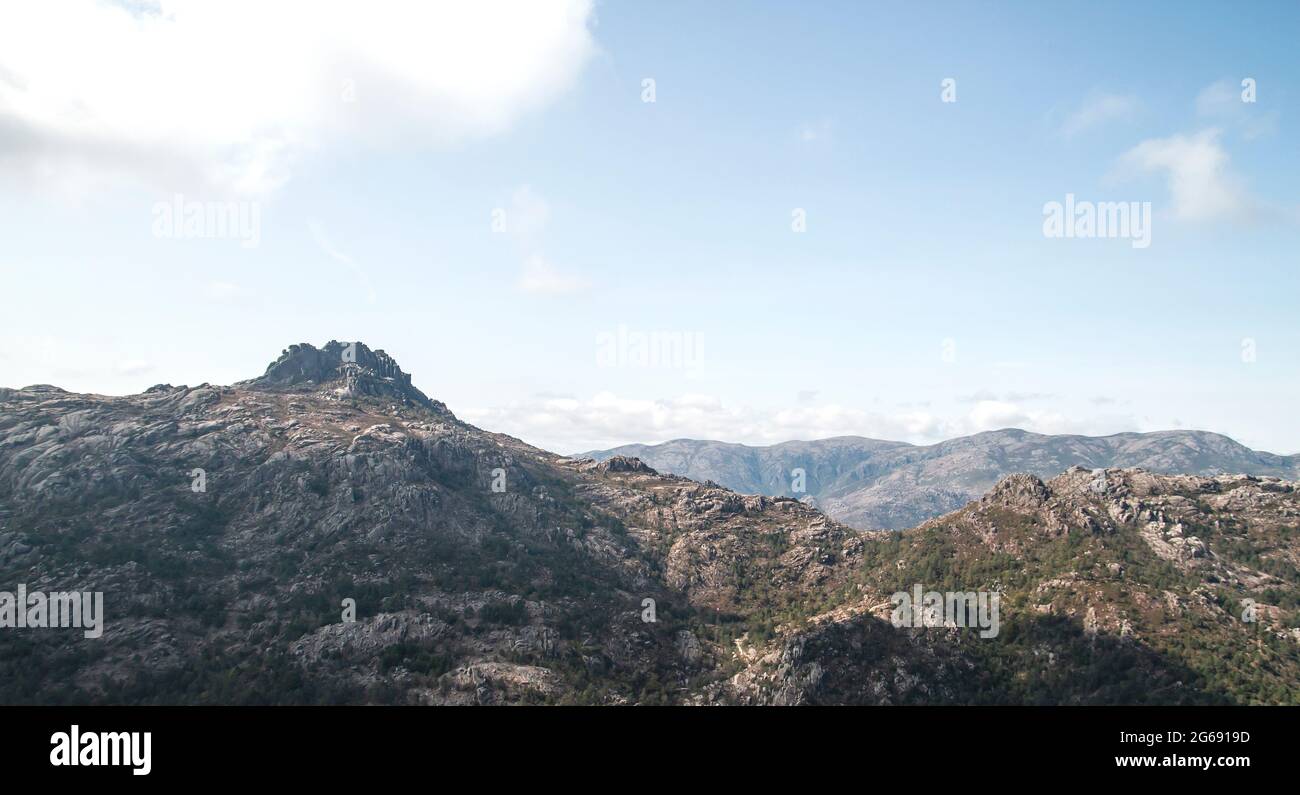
{"left": 1, "top": 0, "right": 1298, "bottom": 454}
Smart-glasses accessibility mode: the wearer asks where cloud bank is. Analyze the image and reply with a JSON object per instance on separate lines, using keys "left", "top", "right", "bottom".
{"left": 0, "top": 0, "right": 597, "bottom": 196}
{"left": 1119, "top": 129, "right": 1254, "bottom": 222}
{"left": 461, "top": 393, "right": 1140, "bottom": 454}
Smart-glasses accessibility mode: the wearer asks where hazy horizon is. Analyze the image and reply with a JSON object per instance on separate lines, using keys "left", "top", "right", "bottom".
{"left": 8, "top": 344, "right": 1298, "bottom": 458}
{"left": 572, "top": 426, "right": 1300, "bottom": 458}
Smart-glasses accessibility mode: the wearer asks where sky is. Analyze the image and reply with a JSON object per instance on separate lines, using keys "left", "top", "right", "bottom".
{"left": 1, "top": 0, "right": 1298, "bottom": 455}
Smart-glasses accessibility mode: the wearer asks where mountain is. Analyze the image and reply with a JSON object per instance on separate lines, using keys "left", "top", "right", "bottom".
{"left": 2, "top": 341, "right": 1297, "bottom": 705}
{"left": 582, "top": 430, "right": 1300, "bottom": 530}
{"left": 0, "top": 341, "right": 860, "bottom": 704}
{"left": 754, "top": 466, "right": 1300, "bottom": 705}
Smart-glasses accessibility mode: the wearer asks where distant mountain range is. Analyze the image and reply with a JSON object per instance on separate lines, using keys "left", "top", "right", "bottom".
{"left": 581, "top": 430, "right": 1300, "bottom": 530}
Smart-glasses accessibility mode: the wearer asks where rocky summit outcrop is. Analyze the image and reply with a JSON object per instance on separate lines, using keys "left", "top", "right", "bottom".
{"left": 247, "top": 341, "right": 441, "bottom": 409}
{"left": 1, "top": 343, "right": 1297, "bottom": 705}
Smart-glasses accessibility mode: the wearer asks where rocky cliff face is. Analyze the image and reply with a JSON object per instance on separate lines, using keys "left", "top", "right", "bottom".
{"left": 585, "top": 429, "right": 1300, "bottom": 530}
{"left": 1, "top": 344, "right": 1297, "bottom": 704}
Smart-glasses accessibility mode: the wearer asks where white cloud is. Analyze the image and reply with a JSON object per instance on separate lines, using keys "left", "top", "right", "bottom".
{"left": 1119, "top": 129, "right": 1254, "bottom": 222}
{"left": 1195, "top": 78, "right": 1277, "bottom": 140}
{"left": 1195, "top": 80, "right": 1242, "bottom": 118}
{"left": 498, "top": 186, "right": 587, "bottom": 294}
{"left": 462, "top": 392, "right": 940, "bottom": 452}
{"left": 798, "top": 118, "right": 833, "bottom": 142}
{"left": 966, "top": 400, "right": 1068, "bottom": 433}
{"left": 0, "top": 0, "right": 597, "bottom": 196}
{"left": 958, "top": 390, "right": 1055, "bottom": 403}
{"left": 461, "top": 393, "right": 1139, "bottom": 454}
{"left": 1060, "top": 91, "right": 1140, "bottom": 138}
{"left": 515, "top": 255, "right": 587, "bottom": 295}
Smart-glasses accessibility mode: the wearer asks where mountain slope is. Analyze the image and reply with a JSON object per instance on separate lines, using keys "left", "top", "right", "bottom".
{"left": 584, "top": 429, "right": 1300, "bottom": 530}
{"left": 2, "top": 342, "right": 1297, "bottom": 704}
{"left": 0, "top": 342, "right": 867, "bottom": 704}
{"left": 784, "top": 466, "right": 1300, "bottom": 705}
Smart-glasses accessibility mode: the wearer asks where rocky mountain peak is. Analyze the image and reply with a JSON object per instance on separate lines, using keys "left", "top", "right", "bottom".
{"left": 597, "top": 455, "right": 658, "bottom": 475}
{"left": 247, "top": 340, "right": 435, "bottom": 408}
{"left": 981, "top": 472, "right": 1052, "bottom": 510}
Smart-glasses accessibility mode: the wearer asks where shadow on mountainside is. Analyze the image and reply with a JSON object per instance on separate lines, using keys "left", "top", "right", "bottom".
{"left": 800, "top": 611, "right": 1234, "bottom": 706}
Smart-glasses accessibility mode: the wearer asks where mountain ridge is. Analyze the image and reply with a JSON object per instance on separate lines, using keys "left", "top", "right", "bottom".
{"left": 3, "top": 340, "right": 1298, "bottom": 705}
{"left": 581, "top": 429, "right": 1300, "bottom": 530}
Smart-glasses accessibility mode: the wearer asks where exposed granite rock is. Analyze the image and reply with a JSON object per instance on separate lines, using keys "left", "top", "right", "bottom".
{"left": 247, "top": 340, "right": 442, "bottom": 410}
{"left": 2, "top": 344, "right": 1297, "bottom": 705}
